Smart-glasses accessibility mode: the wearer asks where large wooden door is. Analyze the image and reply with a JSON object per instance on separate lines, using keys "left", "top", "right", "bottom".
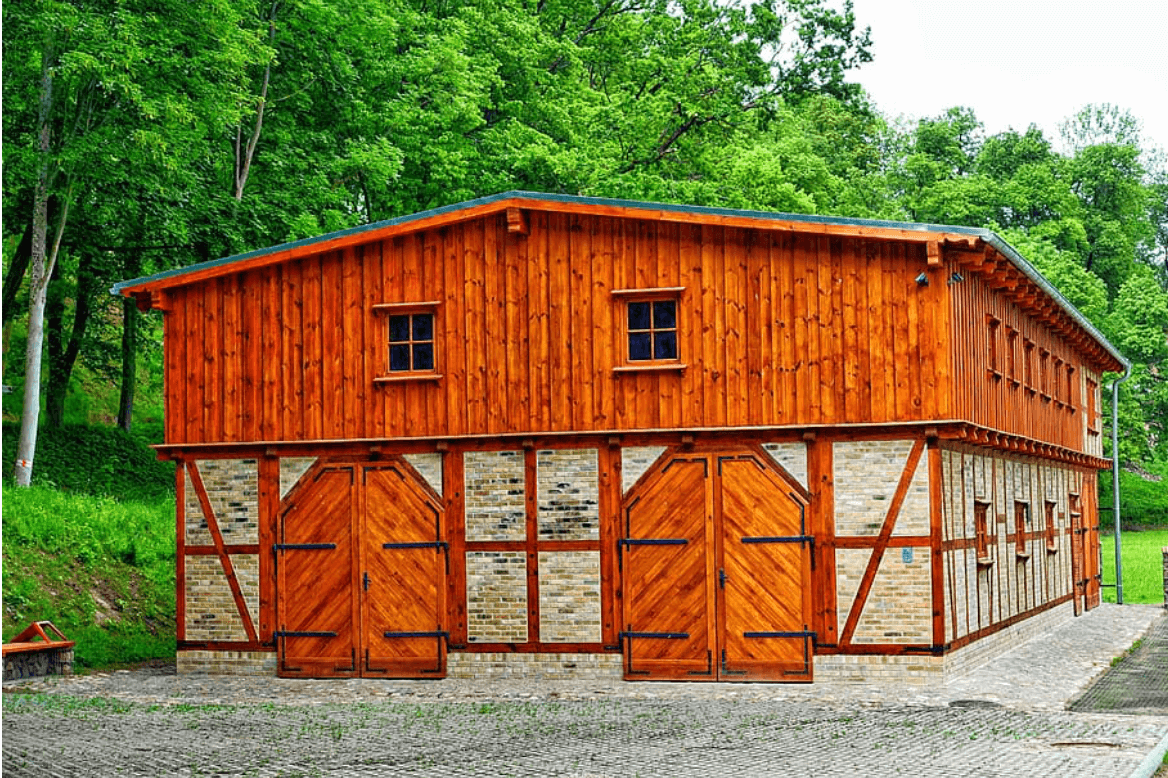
{"left": 620, "top": 449, "right": 811, "bottom": 682}
{"left": 621, "top": 456, "right": 714, "bottom": 679}
{"left": 277, "top": 465, "right": 359, "bottom": 677}
{"left": 717, "top": 455, "right": 813, "bottom": 680}
{"left": 276, "top": 460, "right": 446, "bottom": 678}
{"left": 362, "top": 464, "right": 447, "bottom": 677}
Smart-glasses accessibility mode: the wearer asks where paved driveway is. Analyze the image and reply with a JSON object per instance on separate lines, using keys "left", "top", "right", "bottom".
{"left": 4, "top": 605, "right": 1166, "bottom": 778}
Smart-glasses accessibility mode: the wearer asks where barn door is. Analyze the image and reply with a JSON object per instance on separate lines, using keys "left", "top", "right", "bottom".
{"left": 276, "top": 465, "right": 359, "bottom": 677}
{"left": 620, "top": 457, "right": 714, "bottom": 679}
{"left": 1070, "top": 494, "right": 1084, "bottom": 616}
{"left": 717, "top": 455, "right": 813, "bottom": 681}
{"left": 362, "top": 464, "right": 447, "bottom": 677}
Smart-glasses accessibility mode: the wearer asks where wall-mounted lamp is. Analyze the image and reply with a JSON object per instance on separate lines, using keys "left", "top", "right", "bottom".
{"left": 915, "top": 272, "right": 929, "bottom": 286}
{"left": 948, "top": 272, "right": 965, "bottom": 285}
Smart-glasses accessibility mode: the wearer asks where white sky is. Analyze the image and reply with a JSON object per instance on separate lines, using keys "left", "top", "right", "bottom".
{"left": 850, "top": 0, "right": 1168, "bottom": 154}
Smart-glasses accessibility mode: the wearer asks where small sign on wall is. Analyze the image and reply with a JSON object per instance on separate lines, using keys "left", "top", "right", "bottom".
{"left": 902, "top": 548, "right": 914, "bottom": 564}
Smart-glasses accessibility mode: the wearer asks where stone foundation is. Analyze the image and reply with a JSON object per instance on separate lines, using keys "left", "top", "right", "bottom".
{"left": 446, "top": 652, "right": 623, "bottom": 680}
{"left": 176, "top": 650, "right": 277, "bottom": 675}
{"left": 3, "top": 646, "right": 74, "bottom": 681}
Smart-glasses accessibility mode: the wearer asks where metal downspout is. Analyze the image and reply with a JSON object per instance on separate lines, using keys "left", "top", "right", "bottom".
{"left": 1110, "top": 365, "right": 1132, "bottom": 604}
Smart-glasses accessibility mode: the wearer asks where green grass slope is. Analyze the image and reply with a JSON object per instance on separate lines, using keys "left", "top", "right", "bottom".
{"left": 2, "top": 424, "right": 177, "bottom": 669}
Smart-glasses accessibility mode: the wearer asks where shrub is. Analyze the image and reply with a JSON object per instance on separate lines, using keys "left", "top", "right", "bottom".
{"left": 2, "top": 423, "right": 174, "bottom": 501}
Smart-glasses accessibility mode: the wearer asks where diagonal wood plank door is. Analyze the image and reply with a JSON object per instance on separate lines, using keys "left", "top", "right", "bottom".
{"left": 717, "top": 455, "right": 813, "bottom": 681}
{"left": 277, "top": 465, "right": 358, "bottom": 678}
{"left": 362, "top": 464, "right": 447, "bottom": 678}
{"left": 621, "top": 456, "right": 714, "bottom": 679}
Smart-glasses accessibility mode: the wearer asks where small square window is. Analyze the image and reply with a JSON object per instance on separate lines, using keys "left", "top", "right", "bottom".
{"left": 974, "top": 500, "right": 992, "bottom": 564}
{"left": 1044, "top": 500, "right": 1058, "bottom": 552}
{"left": 627, "top": 299, "right": 678, "bottom": 363}
{"left": 387, "top": 313, "right": 436, "bottom": 373}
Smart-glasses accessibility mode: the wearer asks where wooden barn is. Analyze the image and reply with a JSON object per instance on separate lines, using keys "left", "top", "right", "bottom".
{"left": 114, "top": 192, "right": 1126, "bottom": 683}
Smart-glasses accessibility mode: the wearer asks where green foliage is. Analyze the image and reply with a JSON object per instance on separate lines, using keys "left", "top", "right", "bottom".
{"left": 2, "top": 485, "right": 175, "bottom": 668}
{"left": 1, "top": 423, "right": 174, "bottom": 501}
{"left": 1098, "top": 466, "right": 1168, "bottom": 529}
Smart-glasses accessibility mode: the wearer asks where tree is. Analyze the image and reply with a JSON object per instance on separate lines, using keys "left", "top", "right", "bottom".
{"left": 3, "top": 0, "right": 261, "bottom": 482}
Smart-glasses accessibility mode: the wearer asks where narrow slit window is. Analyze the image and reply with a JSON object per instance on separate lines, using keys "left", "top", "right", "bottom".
{"left": 1014, "top": 501, "right": 1029, "bottom": 558}
{"left": 1045, "top": 500, "right": 1058, "bottom": 551}
{"left": 1006, "top": 328, "right": 1019, "bottom": 385}
{"left": 987, "top": 316, "right": 1001, "bottom": 377}
{"left": 388, "top": 312, "right": 436, "bottom": 372}
{"left": 627, "top": 299, "right": 678, "bottom": 362}
{"left": 1023, "top": 340, "right": 1036, "bottom": 394}
{"left": 974, "top": 500, "right": 991, "bottom": 563}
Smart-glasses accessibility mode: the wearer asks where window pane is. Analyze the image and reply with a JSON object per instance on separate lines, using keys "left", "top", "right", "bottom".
{"left": 389, "top": 344, "right": 411, "bottom": 371}
{"left": 654, "top": 331, "right": 677, "bottom": 360}
{"left": 412, "top": 313, "right": 433, "bottom": 341}
{"left": 628, "top": 332, "right": 652, "bottom": 361}
{"left": 652, "top": 300, "right": 676, "bottom": 329}
{"left": 628, "top": 301, "right": 651, "bottom": 331}
{"left": 413, "top": 343, "right": 434, "bottom": 371}
{"left": 389, "top": 315, "right": 410, "bottom": 342}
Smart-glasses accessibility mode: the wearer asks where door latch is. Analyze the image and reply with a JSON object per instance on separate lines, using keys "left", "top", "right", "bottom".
{"left": 363, "top": 571, "right": 370, "bottom": 591}
{"left": 719, "top": 568, "right": 727, "bottom": 589}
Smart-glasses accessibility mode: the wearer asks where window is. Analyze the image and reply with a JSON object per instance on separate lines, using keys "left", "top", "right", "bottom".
{"left": 389, "top": 312, "right": 435, "bottom": 372}
{"left": 1039, "top": 349, "right": 1050, "bottom": 399}
{"left": 628, "top": 300, "right": 677, "bottom": 361}
{"left": 1014, "top": 501, "right": 1030, "bottom": 558}
{"left": 1023, "top": 340, "right": 1036, "bottom": 395}
{"left": 1006, "top": 328, "right": 1019, "bottom": 386}
{"left": 1044, "top": 500, "right": 1058, "bottom": 552}
{"left": 974, "top": 500, "right": 992, "bottom": 564}
{"left": 611, "top": 287, "right": 685, "bottom": 371}
{"left": 1053, "top": 358, "right": 1064, "bottom": 405}
{"left": 1086, "top": 379, "right": 1099, "bottom": 433}
{"left": 987, "top": 316, "right": 1002, "bottom": 379}
{"left": 372, "top": 301, "right": 441, "bottom": 382}
{"left": 1066, "top": 366, "right": 1077, "bottom": 412}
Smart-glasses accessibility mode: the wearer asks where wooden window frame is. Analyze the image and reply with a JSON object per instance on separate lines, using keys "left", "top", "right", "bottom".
{"left": 974, "top": 499, "right": 992, "bottom": 566}
{"left": 1044, "top": 500, "right": 1058, "bottom": 553}
{"left": 611, "top": 287, "right": 687, "bottom": 373}
{"left": 1038, "top": 348, "right": 1050, "bottom": 401}
{"left": 372, "top": 301, "right": 442, "bottom": 383}
{"left": 1086, "top": 379, "right": 1099, "bottom": 434}
{"left": 1053, "top": 357, "right": 1065, "bottom": 407}
{"left": 986, "top": 316, "right": 1002, "bottom": 380}
{"left": 1014, "top": 500, "right": 1030, "bottom": 560}
{"left": 1065, "top": 365, "right": 1077, "bottom": 414}
{"left": 1005, "top": 327, "right": 1020, "bottom": 387}
{"left": 1023, "top": 340, "right": 1036, "bottom": 396}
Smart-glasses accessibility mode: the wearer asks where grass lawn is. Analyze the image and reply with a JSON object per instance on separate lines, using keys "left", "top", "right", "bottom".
{"left": 1101, "top": 529, "right": 1168, "bottom": 604}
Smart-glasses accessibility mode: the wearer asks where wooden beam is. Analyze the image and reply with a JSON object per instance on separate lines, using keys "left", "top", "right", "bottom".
{"left": 926, "top": 241, "right": 942, "bottom": 268}
{"left": 506, "top": 207, "right": 529, "bottom": 235}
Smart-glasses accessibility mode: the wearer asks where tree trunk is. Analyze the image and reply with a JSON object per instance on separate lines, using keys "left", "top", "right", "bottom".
{"left": 45, "top": 252, "right": 95, "bottom": 428}
{"left": 117, "top": 253, "right": 140, "bottom": 432}
{"left": 2, "top": 217, "right": 34, "bottom": 378}
{"left": 14, "top": 45, "right": 57, "bottom": 487}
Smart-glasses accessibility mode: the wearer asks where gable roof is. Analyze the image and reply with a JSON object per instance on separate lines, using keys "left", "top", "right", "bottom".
{"left": 111, "top": 190, "right": 1128, "bottom": 371}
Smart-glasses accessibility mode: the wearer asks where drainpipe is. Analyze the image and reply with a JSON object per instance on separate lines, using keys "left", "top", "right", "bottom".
{"left": 1110, "top": 365, "right": 1132, "bottom": 604}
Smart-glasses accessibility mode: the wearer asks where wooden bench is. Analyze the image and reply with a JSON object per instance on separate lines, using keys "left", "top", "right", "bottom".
{"left": 2, "top": 621, "right": 75, "bottom": 681}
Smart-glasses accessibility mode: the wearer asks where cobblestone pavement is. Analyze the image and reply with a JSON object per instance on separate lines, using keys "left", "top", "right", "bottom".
{"left": 4, "top": 604, "right": 1167, "bottom": 777}
{"left": 1071, "top": 610, "right": 1168, "bottom": 716}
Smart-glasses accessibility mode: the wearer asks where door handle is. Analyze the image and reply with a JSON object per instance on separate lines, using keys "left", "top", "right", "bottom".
{"left": 363, "top": 571, "right": 370, "bottom": 591}
{"left": 719, "top": 569, "right": 727, "bottom": 588}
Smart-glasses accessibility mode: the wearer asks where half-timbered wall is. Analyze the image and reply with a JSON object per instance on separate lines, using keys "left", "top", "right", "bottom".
{"left": 949, "top": 273, "right": 1098, "bottom": 451}
{"left": 163, "top": 212, "right": 954, "bottom": 445}
{"left": 939, "top": 444, "right": 1085, "bottom": 647}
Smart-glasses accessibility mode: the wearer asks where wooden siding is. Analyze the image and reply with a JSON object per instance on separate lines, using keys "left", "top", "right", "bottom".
{"left": 165, "top": 212, "right": 955, "bottom": 445}
{"left": 949, "top": 272, "right": 1093, "bottom": 452}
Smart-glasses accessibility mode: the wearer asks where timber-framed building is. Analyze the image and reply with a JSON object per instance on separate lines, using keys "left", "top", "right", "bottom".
{"left": 115, "top": 192, "right": 1125, "bottom": 682}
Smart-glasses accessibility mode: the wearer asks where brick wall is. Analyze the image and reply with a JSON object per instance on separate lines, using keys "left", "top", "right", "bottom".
{"left": 465, "top": 451, "right": 526, "bottom": 541}
{"left": 183, "top": 459, "right": 261, "bottom": 643}
{"left": 403, "top": 453, "right": 443, "bottom": 496}
{"left": 621, "top": 446, "right": 667, "bottom": 494}
{"left": 466, "top": 551, "right": 528, "bottom": 643}
{"left": 537, "top": 449, "right": 599, "bottom": 541}
{"left": 538, "top": 551, "right": 602, "bottom": 643}
{"left": 939, "top": 445, "right": 1076, "bottom": 644}
{"left": 762, "top": 442, "right": 807, "bottom": 488}
{"left": 279, "top": 457, "right": 317, "bottom": 498}
{"left": 176, "top": 650, "right": 276, "bottom": 675}
{"left": 446, "top": 652, "right": 621, "bottom": 680}
{"left": 832, "top": 440, "right": 932, "bottom": 645}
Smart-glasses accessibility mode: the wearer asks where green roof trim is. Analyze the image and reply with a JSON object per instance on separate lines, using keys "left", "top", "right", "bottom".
{"left": 110, "top": 190, "right": 1127, "bottom": 369}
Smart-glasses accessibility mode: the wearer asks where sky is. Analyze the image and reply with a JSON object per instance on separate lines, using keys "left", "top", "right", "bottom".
{"left": 849, "top": 0, "right": 1168, "bottom": 153}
